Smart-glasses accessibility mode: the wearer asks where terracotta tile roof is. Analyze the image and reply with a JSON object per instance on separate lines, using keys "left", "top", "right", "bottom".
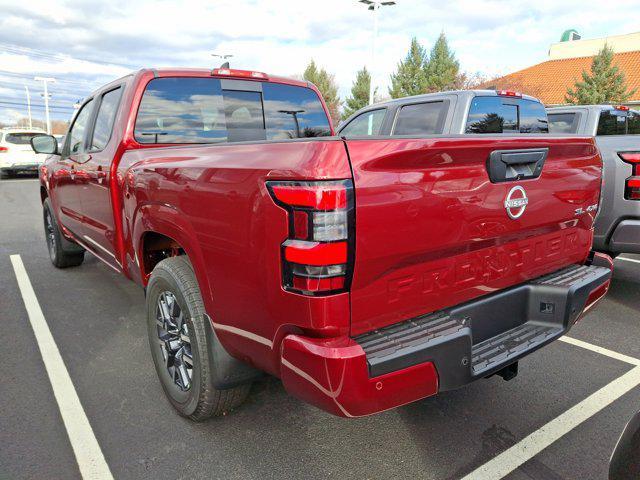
{"left": 481, "top": 50, "right": 640, "bottom": 105}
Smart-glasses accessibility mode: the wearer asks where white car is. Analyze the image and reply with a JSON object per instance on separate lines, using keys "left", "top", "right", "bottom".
{"left": 0, "top": 128, "right": 49, "bottom": 178}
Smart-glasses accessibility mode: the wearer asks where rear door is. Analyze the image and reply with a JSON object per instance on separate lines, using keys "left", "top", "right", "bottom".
{"left": 345, "top": 135, "right": 601, "bottom": 335}
{"left": 75, "top": 86, "right": 123, "bottom": 268}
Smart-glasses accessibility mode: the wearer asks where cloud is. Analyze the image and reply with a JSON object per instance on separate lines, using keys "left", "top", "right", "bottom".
{"left": 0, "top": 0, "right": 638, "bottom": 124}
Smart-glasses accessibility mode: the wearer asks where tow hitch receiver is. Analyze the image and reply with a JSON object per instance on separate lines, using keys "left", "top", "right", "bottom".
{"left": 494, "top": 362, "right": 518, "bottom": 381}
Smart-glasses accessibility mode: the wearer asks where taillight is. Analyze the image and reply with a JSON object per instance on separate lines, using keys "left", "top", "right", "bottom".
{"left": 267, "top": 180, "right": 354, "bottom": 296}
{"left": 0, "top": 146, "right": 8, "bottom": 153}
{"left": 620, "top": 152, "right": 640, "bottom": 200}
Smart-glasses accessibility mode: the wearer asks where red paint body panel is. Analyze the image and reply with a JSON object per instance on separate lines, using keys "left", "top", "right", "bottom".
{"left": 345, "top": 137, "right": 601, "bottom": 335}
{"left": 118, "top": 139, "right": 353, "bottom": 375}
{"left": 280, "top": 335, "right": 439, "bottom": 417}
{"left": 40, "top": 69, "right": 610, "bottom": 417}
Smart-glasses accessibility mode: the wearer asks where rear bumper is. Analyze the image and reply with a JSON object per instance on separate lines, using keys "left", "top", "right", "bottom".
{"left": 280, "top": 257, "right": 612, "bottom": 417}
{"left": 609, "top": 219, "right": 640, "bottom": 254}
{"left": 0, "top": 163, "right": 40, "bottom": 172}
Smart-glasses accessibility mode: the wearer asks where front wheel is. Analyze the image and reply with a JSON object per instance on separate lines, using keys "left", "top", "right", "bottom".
{"left": 43, "top": 198, "right": 85, "bottom": 268}
{"left": 146, "top": 256, "right": 251, "bottom": 420}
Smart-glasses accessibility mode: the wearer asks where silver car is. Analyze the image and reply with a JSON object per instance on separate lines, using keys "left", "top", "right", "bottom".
{"left": 547, "top": 105, "right": 640, "bottom": 256}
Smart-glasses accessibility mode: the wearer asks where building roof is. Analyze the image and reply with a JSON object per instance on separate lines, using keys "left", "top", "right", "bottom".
{"left": 482, "top": 50, "right": 640, "bottom": 106}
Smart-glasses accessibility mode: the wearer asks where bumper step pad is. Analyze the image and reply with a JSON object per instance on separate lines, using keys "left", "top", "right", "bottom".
{"left": 471, "top": 323, "right": 562, "bottom": 376}
{"left": 355, "top": 263, "right": 611, "bottom": 391}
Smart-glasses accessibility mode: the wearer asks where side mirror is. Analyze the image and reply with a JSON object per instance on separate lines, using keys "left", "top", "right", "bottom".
{"left": 31, "top": 134, "right": 58, "bottom": 155}
{"left": 610, "top": 410, "right": 640, "bottom": 479}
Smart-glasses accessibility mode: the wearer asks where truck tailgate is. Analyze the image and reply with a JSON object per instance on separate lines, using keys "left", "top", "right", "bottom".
{"left": 345, "top": 136, "right": 601, "bottom": 336}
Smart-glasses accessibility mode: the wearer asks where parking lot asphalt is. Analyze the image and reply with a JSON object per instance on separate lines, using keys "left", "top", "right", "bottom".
{"left": 1, "top": 177, "right": 639, "bottom": 480}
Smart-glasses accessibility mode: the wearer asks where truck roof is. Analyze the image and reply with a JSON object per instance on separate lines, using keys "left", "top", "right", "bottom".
{"left": 547, "top": 105, "right": 640, "bottom": 114}
{"left": 366, "top": 89, "right": 542, "bottom": 109}
{"left": 148, "top": 67, "right": 309, "bottom": 88}
{"left": 100, "top": 67, "right": 310, "bottom": 93}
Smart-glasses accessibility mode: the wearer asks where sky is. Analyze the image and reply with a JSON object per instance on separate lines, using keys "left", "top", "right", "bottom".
{"left": 0, "top": 0, "right": 638, "bottom": 125}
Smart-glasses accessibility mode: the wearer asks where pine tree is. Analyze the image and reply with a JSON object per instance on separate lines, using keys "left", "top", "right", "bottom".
{"left": 389, "top": 38, "right": 428, "bottom": 98}
{"left": 424, "top": 32, "right": 460, "bottom": 92}
{"left": 342, "top": 67, "right": 375, "bottom": 120}
{"left": 303, "top": 60, "right": 341, "bottom": 125}
{"left": 565, "top": 44, "right": 636, "bottom": 105}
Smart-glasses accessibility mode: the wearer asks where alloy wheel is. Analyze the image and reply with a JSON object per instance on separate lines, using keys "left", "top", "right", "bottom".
{"left": 45, "top": 210, "right": 56, "bottom": 260}
{"left": 156, "top": 291, "right": 194, "bottom": 391}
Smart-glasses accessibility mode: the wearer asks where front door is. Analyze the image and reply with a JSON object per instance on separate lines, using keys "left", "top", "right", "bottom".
{"left": 52, "top": 98, "right": 94, "bottom": 236}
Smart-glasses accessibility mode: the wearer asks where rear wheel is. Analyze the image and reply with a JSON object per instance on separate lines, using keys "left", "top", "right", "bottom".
{"left": 146, "top": 256, "right": 251, "bottom": 420}
{"left": 43, "top": 198, "right": 85, "bottom": 268}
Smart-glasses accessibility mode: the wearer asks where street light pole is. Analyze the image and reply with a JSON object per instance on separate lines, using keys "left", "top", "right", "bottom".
{"left": 278, "top": 110, "right": 305, "bottom": 138}
{"left": 370, "top": 4, "right": 379, "bottom": 106}
{"left": 359, "top": 0, "right": 396, "bottom": 106}
{"left": 34, "top": 76, "right": 56, "bottom": 134}
{"left": 24, "top": 86, "right": 32, "bottom": 129}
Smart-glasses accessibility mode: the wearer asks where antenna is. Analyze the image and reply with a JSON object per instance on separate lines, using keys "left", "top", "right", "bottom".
{"left": 212, "top": 53, "right": 233, "bottom": 68}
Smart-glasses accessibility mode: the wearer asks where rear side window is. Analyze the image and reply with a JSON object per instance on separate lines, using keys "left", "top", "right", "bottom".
{"left": 466, "top": 97, "right": 549, "bottom": 133}
{"left": 548, "top": 113, "right": 580, "bottom": 133}
{"left": 134, "top": 77, "right": 331, "bottom": 144}
{"left": 340, "top": 109, "right": 386, "bottom": 136}
{"left": 5, "top": 132, "right": 43, "bottom": 145}
{"left": 393, "top": 101, "right": 446, "bottom": 135}
{"left": 90, "top": 87, "right": 122, "bottom": 151}
{"left": 597, "top": 110, "right": 640, "bottom": 135}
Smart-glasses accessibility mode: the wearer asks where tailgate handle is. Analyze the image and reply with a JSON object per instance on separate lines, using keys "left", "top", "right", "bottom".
{"left": 487, "top": 148, "right": 548, "bottom": 183}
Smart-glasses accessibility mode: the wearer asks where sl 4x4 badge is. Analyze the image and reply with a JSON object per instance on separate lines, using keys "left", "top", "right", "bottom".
{"left": 504, "top": 185, "right": 528, "bottom": 220}
{"left": 575, "top": 204, "right": 598, "bottom": 216}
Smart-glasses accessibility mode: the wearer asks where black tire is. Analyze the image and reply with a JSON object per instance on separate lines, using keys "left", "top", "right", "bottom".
{"left": 146, "top": 256, "right": 251, "bottom": 421}
{"left": 43, "top": 198, "right": 85, "bottom": 268}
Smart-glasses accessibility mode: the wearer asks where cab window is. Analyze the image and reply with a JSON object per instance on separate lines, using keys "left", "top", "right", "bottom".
{"left": 393, "top": 102, "right": 447, "bottom": 135}
{"left": 466, "top": 97, "right": 548, "bottom": 133}
{"left": 67, "top": 100, "right": 94, "bottom": 155}
{"left": 341, "top": 109, "right": 386, "bottom": 136}
{"left": 597, "top": 110, "right": 640, "bottom": 135}
{"left": 134, "top": 77, "right": 331, "bottom": 144}
{"left": 90, "top": 87, "right": 123, "bottom": 151}
{"left": 548, "top": 113, "right": 580, "bottom": 134}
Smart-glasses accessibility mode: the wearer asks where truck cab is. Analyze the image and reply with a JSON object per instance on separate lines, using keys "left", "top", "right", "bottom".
{"left": 338, "top": 90, "right": 548, "bottom": 136}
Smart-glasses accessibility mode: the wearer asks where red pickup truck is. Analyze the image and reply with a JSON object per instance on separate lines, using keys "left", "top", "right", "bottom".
{"left": 32, "top": 68, "right": 613, "bottom": 420}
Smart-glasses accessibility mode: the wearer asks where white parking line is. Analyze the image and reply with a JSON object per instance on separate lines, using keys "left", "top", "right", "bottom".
{"left": 462, "top": 366, "right": 640, "bottom": 480}
{"left": 617, "top": 257, "right": 640, "bottom": 265}
{"left": 461, "top": 337, "right": 640, "bottom": 480}
{"left": 559, "top": 336, "right": 640, "bottom": 366}
{"left": 10, "top": 255, "right": 114, "bottom": 480}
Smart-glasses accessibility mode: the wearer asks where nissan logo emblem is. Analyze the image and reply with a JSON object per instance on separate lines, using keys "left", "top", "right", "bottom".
{"left": 504, "top": 186, "right": 528, "bottom": 219}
